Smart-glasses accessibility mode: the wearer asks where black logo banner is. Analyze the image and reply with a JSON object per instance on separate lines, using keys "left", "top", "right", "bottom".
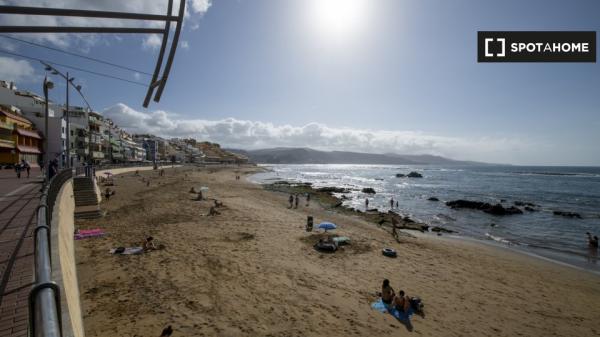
{"left": 478, "top": 31, "right": 596, "bottom": 62}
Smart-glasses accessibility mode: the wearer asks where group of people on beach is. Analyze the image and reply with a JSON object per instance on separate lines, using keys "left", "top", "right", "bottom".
{"left": 288, "top": 193, "right": 310, "bottom": 208}
{"left": 380, "top": 279, "right": 412, "bottom": 313}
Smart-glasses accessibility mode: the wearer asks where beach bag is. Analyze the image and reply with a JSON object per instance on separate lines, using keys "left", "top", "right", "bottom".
{"left": 410, "top": 297, "right": 423, "bottom": 312}
{"left": 115, "top": 247, "right": 125, "bottom": 254}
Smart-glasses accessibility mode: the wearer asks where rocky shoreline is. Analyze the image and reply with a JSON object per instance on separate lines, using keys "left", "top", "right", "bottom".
{"left": 264, "top": 181, "right": 443, "bottom": 234}
{"left": 264, "top": 180, "right": 588, "bottom": 237}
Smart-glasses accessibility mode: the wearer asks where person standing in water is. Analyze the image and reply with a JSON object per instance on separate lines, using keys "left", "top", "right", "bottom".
{"left": 587, "top": 232, "right": 599, "bottom": 248}
{"left": 365, "top": 198, "right": 369, "bottom": 210}
{"left": 390, "top": 197, "right": 394, "bottom": 209}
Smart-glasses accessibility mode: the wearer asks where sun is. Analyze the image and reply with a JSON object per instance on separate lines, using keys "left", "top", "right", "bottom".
{"left": 308, "top": 0, "right": 370, "bottom": 42}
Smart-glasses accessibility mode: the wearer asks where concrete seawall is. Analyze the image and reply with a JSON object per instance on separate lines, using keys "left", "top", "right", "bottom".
{"left": 50, "top": 179, "right": 85, "bottom": 337}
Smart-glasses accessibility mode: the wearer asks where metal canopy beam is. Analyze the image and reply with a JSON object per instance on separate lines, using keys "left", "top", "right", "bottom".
{"left": 143, "top": 0, "right": 173, "bottom": 108}
{"left": 0, "top": 26, "right": 164, "bottom": 34}
{"left": 0, "top": 6, "right": 178, "bottom": 21}
{"left": 153, "top": 0, "right": 186, "bottom": 103}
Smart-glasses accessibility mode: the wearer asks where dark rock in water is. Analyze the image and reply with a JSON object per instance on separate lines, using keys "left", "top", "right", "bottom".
{"left": 362, "top": 187, "right": 376, "bottom": 194}
{"left": 273, "top": 180, "right": 290, "bottom": 185}
{"left": 340, "top": 195, "right": 349, "bottom": 200}
{"left": 431, "top": 226, "right": 456, "bottom": 233}
{"left": 484, "top": 204, "right": 523, "bottom": 216}
{"left": 317, "top": 187, "right": 350, "bottom": 193}
{"left": 395, "top": 173, "right": 406, "bottom": 178}
{"left": 490, "top": 223, "right": 496, "bottom": 227}
{"left": 500, "top": 199, "right": 507, "bottom": 203}
{"left": 524, "top": 206, "right": 537, "bottom": 212}
{"left": 375, "top": 178, "right": 384, "bottom": 181}
{"left": 333, "top": 201, "right": 343, "bottom": 208}
{"left": 446, "top": 199, "right": 523, "bottom": 216}
{"left": 553, "top": 211, "right": 582, "bottom": 219}
{"left": 514, "top": 201, "right": 537, "bottom": 207}
{"left": 428, "top": 197, "right": 439, "bottom": 202}
{"left": 407, "top": 171, "right": 423, "bottom": 178}
{"left": 446, "top": 199, "right": 490, "bottom": 210}
{"left": 366, "top": 208, "right": 379, "bottom": 212}
{"left": 403, "top": 216, "right": 415, "bottom": 223}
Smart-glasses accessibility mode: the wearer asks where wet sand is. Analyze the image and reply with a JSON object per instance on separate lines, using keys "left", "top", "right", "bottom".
{"left": 75, "top": 166, "right": 600, "bottom": 337}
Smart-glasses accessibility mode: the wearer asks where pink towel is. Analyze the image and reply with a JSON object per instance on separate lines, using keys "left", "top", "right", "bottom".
{"left": 78, "top": 228, "right": 103, "bottom": 235}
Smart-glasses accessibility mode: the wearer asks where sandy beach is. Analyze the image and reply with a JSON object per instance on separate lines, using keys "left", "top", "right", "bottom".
{"left": 75, "top": 166, "right": 600, "bottom": 337}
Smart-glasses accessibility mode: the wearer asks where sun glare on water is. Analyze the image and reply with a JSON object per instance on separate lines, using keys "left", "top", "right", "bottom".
{"left": 308, "top": 0, "right": 370, "bottom": 42}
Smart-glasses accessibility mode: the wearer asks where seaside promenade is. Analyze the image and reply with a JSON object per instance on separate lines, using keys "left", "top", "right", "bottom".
{"left": 0, "top": 168, "right": 42, "bottom": 337}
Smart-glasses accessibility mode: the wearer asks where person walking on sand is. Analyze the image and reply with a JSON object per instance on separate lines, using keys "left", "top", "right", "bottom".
{"left": 306, "top": 193, "right": 311, "bottom": 207}
{"left": 294, "top": 194, "right": 299, "bottom": 209}
{"left": 288, "top": 194, "right": 294, "bottom": 208}
{"left": 25, "top": 161, "right": 30, "bottom": 178}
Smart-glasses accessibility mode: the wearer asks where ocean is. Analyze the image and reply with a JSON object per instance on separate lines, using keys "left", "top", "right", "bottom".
{"left": 250, "top": 164, "right": 600, "bottom": 273}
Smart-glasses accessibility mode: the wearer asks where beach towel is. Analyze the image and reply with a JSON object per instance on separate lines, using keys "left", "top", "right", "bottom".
{"left": 332, "top": 236, "right": 351, "bottom": 245}
{"left": 78, "top": 228, "right": 104, "bottom": 235}
{"left": 371, "top": 298, "right": 413, "bottom": 321}
{"left": 74, "top": 232, "right": 106, "bottom": 240}
{"left": 110, "top": 247, "right": 144, "bottom": 255}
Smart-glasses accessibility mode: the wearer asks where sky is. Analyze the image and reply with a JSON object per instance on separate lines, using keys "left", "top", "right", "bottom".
{"left": 0, "top": 0, "right": 599, "bottom": 165}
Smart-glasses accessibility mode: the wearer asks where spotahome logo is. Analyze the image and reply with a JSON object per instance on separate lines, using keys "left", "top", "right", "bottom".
{"left": 478, "top": 31, "right": 596, "bottom": 62}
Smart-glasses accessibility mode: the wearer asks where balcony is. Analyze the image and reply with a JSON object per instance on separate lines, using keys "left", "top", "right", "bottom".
{"left": 0, "top": 138, "right": 15, "bottom": 149}
{"left": 91, "top": 151, "right": 104, "bottom": 159}
{"left": 76, "top": 148, "right": 89, "bottom": 156}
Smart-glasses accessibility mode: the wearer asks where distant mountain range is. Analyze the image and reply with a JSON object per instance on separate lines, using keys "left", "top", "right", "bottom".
{"left": 227, "top": 147, "right": 490, "bottom": 165}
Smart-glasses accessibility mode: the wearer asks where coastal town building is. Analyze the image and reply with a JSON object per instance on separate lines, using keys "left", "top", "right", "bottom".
{"left": 0, "top": 106, "right": 42, "bottom": 165}
{"left": 0, "top": 80, "right": 66, "bottom": 167}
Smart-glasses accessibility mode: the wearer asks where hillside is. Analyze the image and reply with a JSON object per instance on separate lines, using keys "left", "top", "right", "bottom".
{"left": 227, "top": 147, "right": 487, "bottom": 165}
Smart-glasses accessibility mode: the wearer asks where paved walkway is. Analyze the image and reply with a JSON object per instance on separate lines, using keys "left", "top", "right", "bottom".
{"left": 0, "top": 168, "right": 42, "bottom": 337}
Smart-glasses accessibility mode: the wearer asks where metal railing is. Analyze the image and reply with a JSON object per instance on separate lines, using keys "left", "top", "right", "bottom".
{"left": 29, "top": 169, "right": 72, "bottom": 337}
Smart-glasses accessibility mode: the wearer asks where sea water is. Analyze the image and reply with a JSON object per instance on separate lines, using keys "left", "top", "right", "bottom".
{"left": 250, "top": 164, "right": 600, "bottom": 273}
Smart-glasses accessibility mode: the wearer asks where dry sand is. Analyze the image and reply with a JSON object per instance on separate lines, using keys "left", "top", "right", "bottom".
{"left": 75, "top": 166, "right": 600, "bottom": 337}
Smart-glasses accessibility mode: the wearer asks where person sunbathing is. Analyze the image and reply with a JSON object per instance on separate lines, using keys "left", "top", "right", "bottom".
{"left": 381, "top": 279, "right": 395, "bottom": 305}
{"left": 208, "top": 206, "right": 220, "bottom": 216}
{"left": 143, "top": 236, "right": 157, "bottom": 251}
{"left": 393, "top": 290, "right": 411, "bottom": 313}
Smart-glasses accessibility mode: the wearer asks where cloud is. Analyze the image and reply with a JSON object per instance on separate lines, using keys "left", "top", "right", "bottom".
{"left": 181, "top": 41, "right": 190, "bottom": 50}
{"left": 0, "top": 57, "right": 36, "bottom": 83}
{"left": 102, "top": 103, "right": 535, "bottom": 163}
{"left": 190, "top": 0, "right": 212, "bottom": 14}
{"left": 0, "top": 1, "right": 212, "bottom": 49}
{"left": 142, "top": 34, "right": 162, "bottom": 50}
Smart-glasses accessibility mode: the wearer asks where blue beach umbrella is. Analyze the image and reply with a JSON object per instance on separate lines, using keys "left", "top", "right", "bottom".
{"left": 317, "top": 222, "right": 337, "bottom": 232}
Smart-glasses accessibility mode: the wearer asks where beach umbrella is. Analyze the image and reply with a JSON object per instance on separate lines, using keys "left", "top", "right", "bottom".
{"left": 317, "top": 222, "right": 337, "bottom": 232}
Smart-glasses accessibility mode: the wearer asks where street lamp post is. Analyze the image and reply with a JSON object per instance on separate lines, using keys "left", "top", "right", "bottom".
{"left": 42, "top": 77, "right": 53, "bottom": 185}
